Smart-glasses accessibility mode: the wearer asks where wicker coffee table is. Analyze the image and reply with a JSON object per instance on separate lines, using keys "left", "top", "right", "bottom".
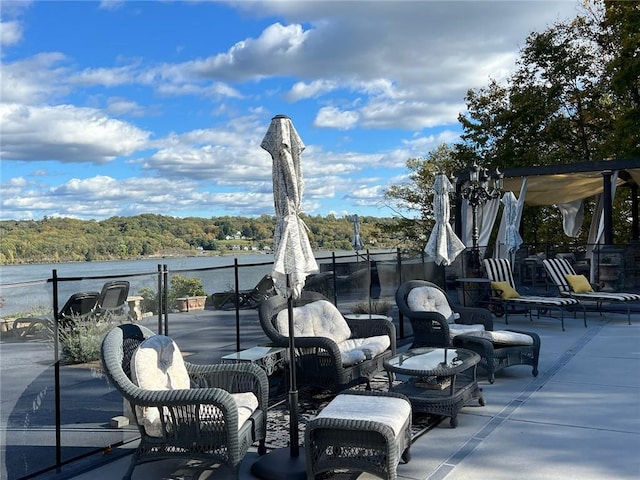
{"left": 383, "top": 347, "right": 484, "bottom": 427}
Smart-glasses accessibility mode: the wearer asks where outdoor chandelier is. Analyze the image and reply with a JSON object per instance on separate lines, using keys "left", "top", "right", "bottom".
{"left": 455, "top": 163, "right": 504, "bottom": 276}
{"left": 456, "top": 163, "right": 504, "bottom": 208}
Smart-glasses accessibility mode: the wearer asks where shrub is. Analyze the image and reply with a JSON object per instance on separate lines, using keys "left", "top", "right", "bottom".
{"left": 139, "top": 286, "right": 159, "bottom": 314}
{"left": 57, "top": 312, "right": 126, "bottom": 364}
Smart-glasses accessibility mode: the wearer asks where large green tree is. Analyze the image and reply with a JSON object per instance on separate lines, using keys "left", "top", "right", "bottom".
{"left": 383, "top": 144, "right": 463, "bottom": 251}
{"left": 386, "top": 0, "right": 638, "bottom": 248}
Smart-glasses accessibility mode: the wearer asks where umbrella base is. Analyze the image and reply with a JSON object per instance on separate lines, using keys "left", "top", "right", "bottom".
{"left": 251, "top": 447, "right": 307, "bottom": 480}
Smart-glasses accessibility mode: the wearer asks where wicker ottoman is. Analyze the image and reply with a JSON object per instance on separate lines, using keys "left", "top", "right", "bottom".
{"left": 305, "top": 390, "right": 412, "bottom": 480}
{"left": 453, "top": 329, "right": 541, "bottom": 383}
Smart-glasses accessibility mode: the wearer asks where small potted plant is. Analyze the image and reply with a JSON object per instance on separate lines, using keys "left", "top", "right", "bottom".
{"left": 170, "top": 275, "right": 207, "bottom": 312}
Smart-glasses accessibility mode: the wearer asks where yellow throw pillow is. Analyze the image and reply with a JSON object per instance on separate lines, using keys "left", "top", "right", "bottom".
{"left": 490, "top": 281, "right": 520, "bottom": 299}
{"left": 564, "top": 274, "right": 593, "bottom": 293}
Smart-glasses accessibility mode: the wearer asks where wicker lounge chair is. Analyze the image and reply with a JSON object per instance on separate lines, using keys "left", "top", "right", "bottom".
{"left": 543, "top": 257, "right": 640, "bottom": 325}
{"left": 258, "top": 291, "right": 396, "bottom": 392}
{"left": 483, "top": 258, "right": 585, "bottom": 331}
{"left": 395, "top": 280, "right": 493, "bottom": 349}
{"left": 101, "top": 324, "right": 268, "bottom": 480}
{"left": 396, "top": 280, "right": 540, "bottom": 383}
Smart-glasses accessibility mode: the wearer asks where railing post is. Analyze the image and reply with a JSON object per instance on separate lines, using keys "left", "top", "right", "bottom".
{"left": 163, "top": 264, "right": 169, "bottom": 336}
{"left": 367, "top": 249, "right": 372, "bottom": 315}
{"left": 332, "top": 252, "right": 338, "bottom": 306}
{"left": 52, "top": 269, "right": 62, "bottom": 472}
{"left": 157, "top": 264, "right": 163, "bottom": 334}
{"left": 234, "top": 258, "right": 241, "bottom": 352}
{"left": 396, "top": 248, "right": 404, "bottom": 339}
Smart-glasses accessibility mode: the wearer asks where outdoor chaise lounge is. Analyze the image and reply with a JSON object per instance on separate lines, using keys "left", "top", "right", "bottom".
{"left": 483, "top": 258, "right": 585, "bottom": 331}
{"left": 396, "top": 280, "right": 540, "bottom": 383}
{"left": 543, "top": 257, "right": 640, "bottom": 325}
{"left": 210, "top": 274, "right": 275, "bottom": 310}
{"left": 13, "top": 280, "right": 129, "bottom": 337}
{"left": 101, "top": 324, "right": 268, "bottom": 480}
{"left": 258, "top": 291, "right": 396, "bottom": 392}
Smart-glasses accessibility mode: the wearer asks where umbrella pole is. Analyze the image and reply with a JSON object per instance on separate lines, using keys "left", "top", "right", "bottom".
{"left": 250, "top": 274, "right": 306, "bottom": 480}
{"left": 367, "top": 249, "right": 372, "bottom": 318}
{"left": 286, "top": 273, "right": 300, "bottom": 457}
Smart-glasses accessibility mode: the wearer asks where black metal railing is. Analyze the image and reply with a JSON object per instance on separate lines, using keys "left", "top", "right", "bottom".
{"left": 1, "top": 242, "right": 638, "bottom": 479}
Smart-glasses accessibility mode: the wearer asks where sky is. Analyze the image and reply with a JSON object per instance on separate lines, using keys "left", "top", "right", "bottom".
{"left": 0, "top": 0, "right": 582, "bottom": 221}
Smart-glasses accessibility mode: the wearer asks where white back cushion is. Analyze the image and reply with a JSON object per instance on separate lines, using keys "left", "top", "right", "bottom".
{"left": 276, "top": 300, "right": 352, "bottom": 344}
{"left": 407, "top": 286, "right": 459, "bottom": 323}
{"left": 131, "top": 335, "right": 190, "bottom": 391}
{"left": 131, "top": 335, "right": 190, "bottom": 437}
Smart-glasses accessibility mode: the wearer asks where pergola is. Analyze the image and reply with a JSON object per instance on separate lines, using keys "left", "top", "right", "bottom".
{"left": 455, "top": 158, "right": 640, "bottom": 246}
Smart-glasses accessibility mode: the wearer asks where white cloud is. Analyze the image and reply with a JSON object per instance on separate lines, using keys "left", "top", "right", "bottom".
{"left": 0, "top": 103, "right": 150, "bottom": 163}
{"left": 0, "top": 1, "right": 581, "bottom": 220}
{"left": 99, "top": 0, "right": 124, "bottom": 11}
{"left": 191, "top": 22, "right": 310, "bottom": 80}
{"left": 0, "top": 20, "right": 22, "bottom": 46}
{"left": 286, "top": 79, "right": 338, "bottom": 101}
{"left": 314, "top": 106, "right": 359, "bottom": 129}
{"left": 0, "top": 53, "right": 70, "bottom": 104}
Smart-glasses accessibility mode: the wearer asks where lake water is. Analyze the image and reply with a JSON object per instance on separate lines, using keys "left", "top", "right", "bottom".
{"left": 0, "top": 251, "right": 373, "bottom": 317}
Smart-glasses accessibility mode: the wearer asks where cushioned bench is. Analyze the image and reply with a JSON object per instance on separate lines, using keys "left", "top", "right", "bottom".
{"left": 305, "top": 390, "right": 412, "bottom": 480}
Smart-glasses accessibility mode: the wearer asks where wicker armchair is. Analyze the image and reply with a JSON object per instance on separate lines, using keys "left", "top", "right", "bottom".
{"left": 101, "top": 324, "right": 268, "bottom": 480}
{"left": 396, "top": 280, "right": 540, "bottom": 383}
{"left": 395, "top": 280, "right": 493, "bottom": 349}
{"left": 258, "top": 291, "right": 396, "bottom": 393}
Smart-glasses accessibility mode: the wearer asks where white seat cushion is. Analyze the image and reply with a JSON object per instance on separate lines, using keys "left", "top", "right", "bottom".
{"left": 449, "top": 324, "right": 485, "bottom": 340}
{"left": 338, "top": 335, "right": 391, "bottom": 366}
{"left": 200, "top": 392, "right": 259, "bottom": 430}
{"left": 407, "top": 286, "right": 460, "bottom": 323}
{"left": 463, "top": 330, "right": 534, "bottom": 346}
{"left": 276, "top": 300, "right": 352, "bottom": 343}
{"left": 317, "top": 394, "right": 411, "bottom": 438}
{"left": 131, "top": 335, "right": 258, "bottom": 437}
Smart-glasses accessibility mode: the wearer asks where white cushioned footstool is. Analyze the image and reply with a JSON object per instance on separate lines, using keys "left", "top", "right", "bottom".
{"left": 452, "top": 328, "right": 541, "bottom": 383}
{"left": 305, "top": 390, "right": 412, "bottom": 480}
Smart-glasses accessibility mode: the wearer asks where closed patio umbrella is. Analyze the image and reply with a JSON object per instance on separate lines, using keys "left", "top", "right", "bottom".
{"left": 424, "top": 173, "right": 465, "bottom": 266}
{"left": 251, "top": 114, "right": 318, "bottom": 480}
{"left": 352, "top": 214, "right": 365, "bottom": 252}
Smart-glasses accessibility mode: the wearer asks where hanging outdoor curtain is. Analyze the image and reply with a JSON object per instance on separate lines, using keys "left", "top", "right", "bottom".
{"left": 557, "top": 199, "right": 584, "bottom": 237}
{"left": 495, "top": 177, "right": 528, "bottom": 259}
{"left": 462, "top": 197, "right": 501, "bottom": 256}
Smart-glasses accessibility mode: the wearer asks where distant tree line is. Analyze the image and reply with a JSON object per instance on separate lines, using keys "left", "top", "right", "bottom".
{"left": 0, "top": 214, "right": 403, "bottom": 265}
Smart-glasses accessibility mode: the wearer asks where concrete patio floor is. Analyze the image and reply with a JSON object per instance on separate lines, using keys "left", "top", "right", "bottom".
{"left": 35, "top": 309, "right": 640, "bottom": 480}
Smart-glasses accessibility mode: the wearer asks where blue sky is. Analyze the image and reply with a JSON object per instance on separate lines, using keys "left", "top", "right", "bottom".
{"left": 1, "top": 0, "right": 580, "bottom": 221}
